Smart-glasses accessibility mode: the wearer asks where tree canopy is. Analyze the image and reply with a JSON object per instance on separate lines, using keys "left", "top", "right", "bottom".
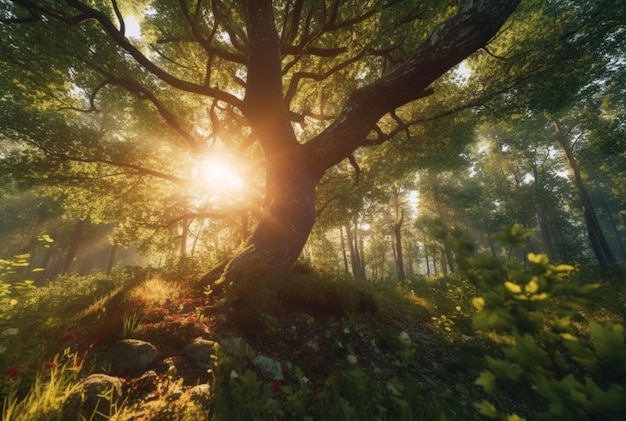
{"left": 2, "top": 0, "right": 625, "bottom": 280}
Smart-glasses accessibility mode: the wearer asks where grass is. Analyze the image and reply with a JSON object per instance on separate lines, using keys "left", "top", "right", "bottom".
{"left": 1, "top": 262, "right": 625, "bottom": 420}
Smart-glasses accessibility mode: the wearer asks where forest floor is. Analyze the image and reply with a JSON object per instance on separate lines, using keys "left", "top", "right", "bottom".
{"left": 2, "top": 266, "right": 625, "bottom": 420}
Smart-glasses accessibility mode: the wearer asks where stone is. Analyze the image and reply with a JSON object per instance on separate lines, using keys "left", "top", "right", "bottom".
{"left": 103, "top": 339, "right": 158, "bottom": 375}
{"left": 252, "top": 355, "right": 283, "bottom": 380}
{"left": 63, "top": 374, "right": 123, "bottom": 421}
{"left": 189, "top": 384, "right": 211, "bottom": 407}
{"left": 184, "top": 337, "right": 216, "bottom": 370}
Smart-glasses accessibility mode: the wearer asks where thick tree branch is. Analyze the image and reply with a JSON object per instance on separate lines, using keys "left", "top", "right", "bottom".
{"left": 285, "top": 48, "right": 367, "bottom": 106}
{"left": 306, "top": 0, "right": 521, "bottom": 174}
{"left": 41, "top": 149, "right": 189, "bottom": 187}
{"left": 91, "top": 77, "right": 207, "bottom": 154}
{"left": 10, "top": 0, "right": 245, "bottom": 111}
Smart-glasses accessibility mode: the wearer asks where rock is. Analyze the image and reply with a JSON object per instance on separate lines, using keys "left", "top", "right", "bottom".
{"left": 219, "top": 336, "right": 246, "bottom": 354}
{"left": 103, "top": 339, "right": 158, "bottom": 375}
{"left": 63, "top": 374, "right": 123, "bottom": 421}
{"left": 184, "top": 337, "right": 216, "bottom": 369}
{"left": 126, "top": 370, "right": 159, "bottom": 399}
{"left": 252, "top": 355, "right": 283, "bottom": 380}
{"left": 189, "top": 384, "right": 211, "bottom": 407}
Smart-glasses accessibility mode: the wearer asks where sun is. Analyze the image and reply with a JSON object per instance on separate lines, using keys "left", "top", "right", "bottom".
{"left": 191, "top": 155, "right": 245, "bottom": 200}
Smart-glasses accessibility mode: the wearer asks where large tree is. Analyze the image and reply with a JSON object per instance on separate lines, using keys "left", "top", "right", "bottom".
{"left": 1, "top": 0, "right": 520, "bottom": 283}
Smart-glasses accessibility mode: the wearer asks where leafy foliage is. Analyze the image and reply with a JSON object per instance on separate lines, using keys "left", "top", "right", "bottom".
{"left": 460, "top": 226, "right": 626, "bottom": 420}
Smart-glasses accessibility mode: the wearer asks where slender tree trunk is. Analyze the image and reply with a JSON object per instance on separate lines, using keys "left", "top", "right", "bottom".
{"left": 344, "top": 220, "right": 366, "bottom": 280}
{"left": 405, "top": 240, "right": 415, "bottom": 279}
{"left": 63, "top": 219, "right": 86, "bottom": 275}
{"left": 487, "top": 234, "right": 497, "bottom": 258}
{"left": 340, "top": 227, "right": 350, "bottom": 275}
{"left": 554, "top": 120, "right": 615, "bottom": 266}
{"left": 106, "top": 243, "right": 118, "bottom": 275}
{"left": 180, "top": 218, "right": 189, "bottom": 257}
{"left": 392, "top": 187, "right": 407, "bottom": 283}
{"left": 606, "top": 210, "right": 626, "bottom": 262}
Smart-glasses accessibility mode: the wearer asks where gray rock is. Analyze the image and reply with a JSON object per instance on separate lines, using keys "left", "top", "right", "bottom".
{"left": 103, "top": 339, "right": 158, "bottom": 375}
{"left": 184, "top": 337, "right": 216, "bottom": 369}
{"left": 189, "top": 384, "right": 211, "bottom": 407}
{"left": 252, "top": 355, "right": 283, "bottom": 380}
{"left": 219, "top": 336, "right": 246, "bottom": 354}
{"left": 63, "top": 374, "right": 123, "bottom": 421}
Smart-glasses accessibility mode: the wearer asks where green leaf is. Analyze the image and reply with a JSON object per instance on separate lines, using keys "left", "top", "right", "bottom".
{"left": 475, "top": 371, "right": 496, "bottom": 393}
{"left": 474, "top": 400, "right": 498, "bottom": 419}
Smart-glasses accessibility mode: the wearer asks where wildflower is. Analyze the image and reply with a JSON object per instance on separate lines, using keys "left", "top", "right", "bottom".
{"left": 4, "top": 366, "right": 20, "bottom": 380}
{"left": 272, "top": 379, "right": 283, "bottom": 391}
{"left": 230, "top": 370, "right": 239, "bottom": 379}
{"left": 299, "top": 376, "right": 310, "bottom": 385}
{"left": 343, "top": 327, "right": 350, "bottom": 334}
{"left": 398, "top": 331, "right": 411, "bottom": 344}
{"left": 143, "top": 323, "right": 156, "bottom": 330}
{"left": 187, "top": 315, "right": 197, "bottom": 324}
{"left": 44, "top": 362, "right": 57, "bottom": 370}
{"left": 347, "top": 354, "right": 358, "bottom": 365}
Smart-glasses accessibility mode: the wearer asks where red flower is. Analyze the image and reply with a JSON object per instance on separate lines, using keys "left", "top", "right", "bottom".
{"left": 272, "top": 379, "right": 283, "bottom": 391}
{"left": 144, "top": 323, "right": 156, "bottom": 330}
{"left": 44, "top": 362, "right": 57, "bottom": 370}
{"left": 4, "top": 366, "right": 20, "bottom": 380}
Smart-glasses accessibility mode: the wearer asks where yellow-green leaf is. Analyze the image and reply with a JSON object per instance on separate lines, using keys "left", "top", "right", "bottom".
{"left": 504, "top": 281, "right": 522, "bottom": 294}
{"left": 472, "top": 297, "right": 485, "bottom": 311}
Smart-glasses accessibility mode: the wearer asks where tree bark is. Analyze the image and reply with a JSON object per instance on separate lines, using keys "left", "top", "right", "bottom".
{"left": 392, "top": 186, "right": 407, "bottom": 283}
{"left": 340, "top": 227, "right": 350, "bottom": 275}
{"left": 554, "top": 120, "right": 615, "bottom": 266}
{"left": 63, "top": 219, "right": 86, "bottom": 275}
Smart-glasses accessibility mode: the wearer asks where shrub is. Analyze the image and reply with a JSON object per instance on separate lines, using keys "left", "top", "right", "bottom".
{"left": 458, "top": 225, "right": 626, "bottom": 420}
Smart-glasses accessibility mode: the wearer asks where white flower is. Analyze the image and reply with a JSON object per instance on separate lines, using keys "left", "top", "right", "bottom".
{"left": 343, "top": 327, "right": 350, "bottom": 334}
{"left": 398, "top": 331, "right": 411, "bottom": 344}
{"left": 229, "top": 370, "right": 239, "bottom": 379}
{"left": 347, "top": 354, "right": 358, "bottom": 364}
{"left": 299, "top": 376, "right": 309, "bottom": 385}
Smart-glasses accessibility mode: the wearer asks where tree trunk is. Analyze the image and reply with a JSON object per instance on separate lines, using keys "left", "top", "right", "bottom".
{"left": 63, "top": 219, "right": 86, "bottom": 275}
{"left": 606, "top": 209, "right": 626, "bottom": 262}
{"left": 344, "top": 220, "right": 366, "bottom": 281}
{"left": 219, "top": 157, "right": 318, "bottom": 280}
{"left": 339, "top": 227, "right": 350, "bottom": 275}
{"left": 554, "top": 120, "right": 615, "bottom": 266}
{"left": 392, "top": 186, "right": 407, "bottom": 283}
{"left": 106, "top": 243, "right": 118, "bottom": 275}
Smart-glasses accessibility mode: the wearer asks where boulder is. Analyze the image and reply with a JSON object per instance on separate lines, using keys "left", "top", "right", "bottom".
{"left": 183, "top": 337, "right": 216, "bottom": 369}
{"left": 63, "top": 374, "right": 123, "bottom": 420}
{"left": 103, "top": 339, "right": 158, "bottom": 375}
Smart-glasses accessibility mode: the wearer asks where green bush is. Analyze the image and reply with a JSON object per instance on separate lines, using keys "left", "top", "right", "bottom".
{"left": 458, "top": 225, "right": 626, "bottom": 420}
